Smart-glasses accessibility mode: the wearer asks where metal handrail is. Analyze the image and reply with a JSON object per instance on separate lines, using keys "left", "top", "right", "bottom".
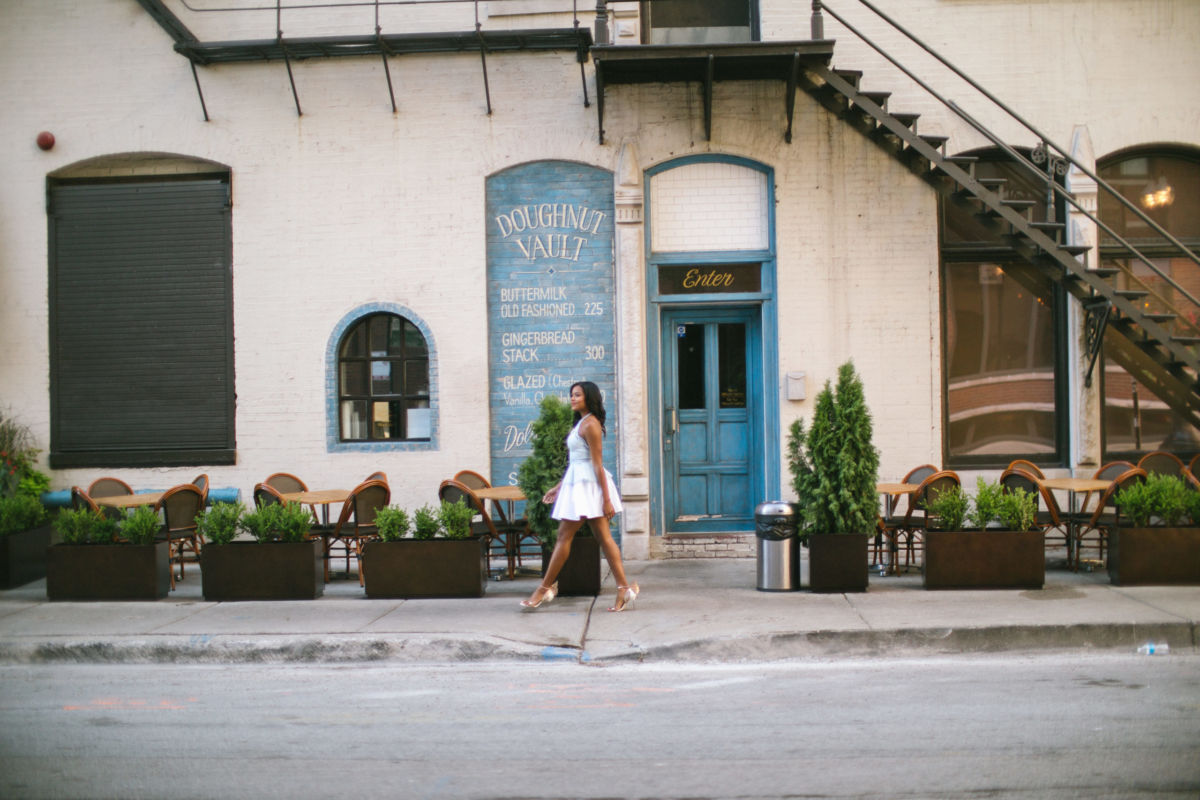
{"left": 815, "top": 0, "right": 1200, "bottom": 309}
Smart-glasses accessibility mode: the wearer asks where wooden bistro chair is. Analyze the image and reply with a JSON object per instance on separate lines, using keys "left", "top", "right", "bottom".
{"left": 885, "top": 470, "right": 960, "bottom": 572}
{"left": 1187, "top": 454, "right": 1200, "bottom": 490}
{"left": 1000, "top": 467, "right": 1070, "bottom": 562}
{"left": 325, "top": 479, "right": 390, "bottom": 585}
{"left": 265, "top": 472, "right": 320, "bottom": 525}
{"left": 70, "top": 485, "right": 103, "bottom": 514}
{"left": 439, "top": 479, "right": 514, "bottom": 580}
{"left": 1077, "top": 461, "right": 1136, "bottom": 516}
{"left": 1074, "top": 467, "right": 1147, "bottom": 569}
{"left": 1006, "top": 459, "right": 1045, "bottom": 479}
{"left": 874, "top": 465, "right": 937, "bottom": 569}
{"left": 156, "top": 484, "right": 205, "bottom": 589}
{"left": 365, "top": 471, "right": 388, "bottom": 484}
{"left": 191, "top": 474, "right": 210, "bottom": 507}
{"left": 87, "top": 477, "right": 133, "bottom": 499}
{"left": 253, "top": 482, "right": 286, "bottom": 509}
{"left": 1136, "top": 450, "right": 1186, "bottom": 478}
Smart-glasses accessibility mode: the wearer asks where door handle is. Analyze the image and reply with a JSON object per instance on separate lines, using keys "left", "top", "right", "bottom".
{"left": 666, "top": 407, "right": 677, "bottom": 435}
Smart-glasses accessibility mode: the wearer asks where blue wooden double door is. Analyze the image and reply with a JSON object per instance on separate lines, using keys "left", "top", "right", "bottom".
{"left": 661, "top": 306, "right": 763, "bottom": 533}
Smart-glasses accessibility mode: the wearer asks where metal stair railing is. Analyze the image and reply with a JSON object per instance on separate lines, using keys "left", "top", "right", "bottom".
{"left": 803, "top": 0, "right": 1200, "bottom": 406}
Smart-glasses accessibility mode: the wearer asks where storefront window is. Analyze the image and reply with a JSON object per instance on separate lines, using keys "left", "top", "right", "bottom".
{"left": 944, "top": 261, "right": 1060, "bottom": 459}
{"left": 940, "top": 148, "right": 1066, "bottom": 466}
{"left": 1099, "top": 149, "right": 1200, "bottom": 458}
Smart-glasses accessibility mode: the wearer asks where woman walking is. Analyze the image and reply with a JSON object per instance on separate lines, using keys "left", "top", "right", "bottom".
{"left": 522, "top": 381, "right": 640, "bottom": 612}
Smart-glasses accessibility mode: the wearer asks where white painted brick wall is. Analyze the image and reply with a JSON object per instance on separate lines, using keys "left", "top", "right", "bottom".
{"left": 0, "top": 0, "right": 1196, "bottom": 547}
{"left": 650, "top": 162, "right": 769, "bottom": 251}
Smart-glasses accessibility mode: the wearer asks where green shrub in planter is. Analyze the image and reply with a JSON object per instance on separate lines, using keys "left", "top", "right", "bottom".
{"left": 197, "top": 501, "right": 245, "bottom": 546}
{"left": 439, "top": 498, "right": 474, "bottom": 540}
{"left": 998, "top": 488, "right": 1038, "bottom": 532}
{"left": 1118, "top": 473, "right": 1190, "bottom": 527}
{"left": 375, "top": 506, "right": 411, "bottom": 542}
{"left": 968, "top": 478, "right": 1004, "bottom": 530}
{"left": 0, "top": 493, "right": 48, "bottom": 536}
{"left": 412, "top": 505, "right": 440, "bottom": 541}
{"left": 240, "top": 502, "right": 312, "bottom": 543}
{"left": 923, "top": 483, "right": 968, "bottom": 531}
{"left": 120, "top": 505, "right": 162, "bottom": 546}
{"left": 55, "top": 507, "right": 118, "bottom": 545}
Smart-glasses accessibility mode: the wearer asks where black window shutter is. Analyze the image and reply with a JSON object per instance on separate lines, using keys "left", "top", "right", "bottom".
{"left": 49, "top": 177, "right": 235, "bottom": 467}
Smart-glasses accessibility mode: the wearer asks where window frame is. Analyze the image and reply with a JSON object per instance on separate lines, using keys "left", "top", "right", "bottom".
{"left": 326, "top": 303, "right": 438, "bottom": 453}
{"left": 1097, "top": 145, "right": 1200, "bottom": 462}
{"left": 939, "top": 148, "right": 1069, "bottom": 470}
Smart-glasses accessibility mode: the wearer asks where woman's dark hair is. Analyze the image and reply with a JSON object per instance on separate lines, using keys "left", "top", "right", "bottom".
{"left": 571, "top": 381, "right": 607, "bottom": 434}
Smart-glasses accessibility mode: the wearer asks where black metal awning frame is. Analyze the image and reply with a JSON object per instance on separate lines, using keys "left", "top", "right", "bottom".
{"left": 590, "top": 41, "right": 835, "bottom": 144}
{"left": 137, "top": 0, "right": 592, "bottom": 119}
{"left": 138, "top": 0, "right": 834, "bottom": 140}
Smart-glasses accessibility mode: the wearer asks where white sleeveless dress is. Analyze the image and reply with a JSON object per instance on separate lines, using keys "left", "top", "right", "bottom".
{"left": 551, "top": 415, "right": 623, "bottom": 521}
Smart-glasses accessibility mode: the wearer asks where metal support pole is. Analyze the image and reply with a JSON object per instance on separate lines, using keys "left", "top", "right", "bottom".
{"left": 594, "top": 0, "right": 608, "bottom": 46}
{"left": 811, "top": 0, "right": 824, "bottom": 40}
{"left": 476, "top": 2, "right": 492, "bottom": 115}
{"left": 189, "top": 61, "right": 210, "bottom": 122}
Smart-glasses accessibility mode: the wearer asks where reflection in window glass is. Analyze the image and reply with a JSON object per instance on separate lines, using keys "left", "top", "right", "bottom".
{"left": 1098, "top": 150, "right": 1200, "bottom": 457}
{"left": 338, "top": 313, "right": 431, "bottom": 442}
{"left": 944, "top": 261, "right": 1058, "bottom": 457}
{"left": 718, "top": 323, "right": 747, "bottom": 408}
{"left": 677, "top": 324, "right": 705, "bottom": 410}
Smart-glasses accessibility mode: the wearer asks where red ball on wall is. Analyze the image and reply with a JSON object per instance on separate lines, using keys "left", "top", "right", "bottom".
{"left": 36, "top": 131, "right": 55, "bottom": 151}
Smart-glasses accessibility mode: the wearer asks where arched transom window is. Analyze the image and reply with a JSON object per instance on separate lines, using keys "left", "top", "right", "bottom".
{"left": 337, "top": 313, "right": 430, "bottom": 442}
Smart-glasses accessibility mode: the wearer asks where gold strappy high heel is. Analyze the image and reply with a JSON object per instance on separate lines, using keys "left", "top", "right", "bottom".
{"left": 608, "top": 583, "right": 639, "bottom": 612}
{"left": 520, "top": 582, "right": 558, "bottom": 610}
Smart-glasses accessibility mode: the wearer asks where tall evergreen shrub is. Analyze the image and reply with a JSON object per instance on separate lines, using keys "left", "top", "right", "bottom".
{"left": 788, "top": 361, "right": 880, "bottom": 535}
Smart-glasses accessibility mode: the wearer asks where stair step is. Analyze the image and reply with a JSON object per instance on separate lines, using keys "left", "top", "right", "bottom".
{"left": 857, "top": 91, "right": 891, "bottom": 108}
{"left": 1116, "top": 290, "right": 1149, "bottom": 300}
{"left": 892, "top": 112, "right": 919, "bottom": 129}
{"left": 1171, "top": 336, "right": 1200, "bottom": 345}
{"left": 979, "top": 178, "right": 1008, "bottom": 190}
{"left": 916, "top": 133, "right": 948, "bottom": 151}
{"left": 1059, "top": 244, "right": 1090, "bottom": 256}
{"left": 1090, "top": 267, "right": 1119, "bottom": 278}
{"left": 932, "top": 155, "right": 978, "bottom": 177}
{"left": 981, "top": 199, "right": 1036, "bottom": 218}
{"left": 1145, "top": 313, "right": 1178, "bottom": 323}
{"left": 833, "top": 69, "right": 862, "bottom": 88}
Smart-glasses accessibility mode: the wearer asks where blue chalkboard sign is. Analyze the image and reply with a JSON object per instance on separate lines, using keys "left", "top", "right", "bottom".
{"left": 486, "top": 162, "right": 617, "bottom": 493}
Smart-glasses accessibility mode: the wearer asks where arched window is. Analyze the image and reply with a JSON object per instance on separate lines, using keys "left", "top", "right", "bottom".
{"left": 337, "top": 312, "right": 430, "bottom": 442}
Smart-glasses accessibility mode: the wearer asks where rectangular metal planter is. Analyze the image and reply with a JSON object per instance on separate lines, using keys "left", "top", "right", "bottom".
{"left": 1108, "top": 527, "right": 1200, "bottom": 586}
{"left": 200, "top": 540, "right": 324, "bottom": 601}
{"left": 1, "top": 523, "right": 57, "bottom": 589}
{"left": 807, "top": 533, "right": 869, "bottom": 593}
{"left": 46, "top": 541, "right": 171, "bottom": 601}
{"left": 923, "top": 530, "right": 1045, "bottom": 590}
{"left": 543, "top": 533, "right": 602, "bottom": 597}
{"left": 361, "top": 538, "right": 488, "bottom": 599}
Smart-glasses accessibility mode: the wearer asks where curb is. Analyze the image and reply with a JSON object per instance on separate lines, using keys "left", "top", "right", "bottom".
{"left": 1, "top": 622, "right": 1194, "bottom": 665}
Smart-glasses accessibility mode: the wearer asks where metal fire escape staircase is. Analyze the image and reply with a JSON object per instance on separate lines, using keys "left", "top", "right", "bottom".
{"left": 788, "top": 0, "right": 1200, "bottom": 430}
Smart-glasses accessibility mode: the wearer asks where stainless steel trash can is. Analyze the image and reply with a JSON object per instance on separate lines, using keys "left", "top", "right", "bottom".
{"left": 755, "top": 501, "right": 799, "bottom": 591}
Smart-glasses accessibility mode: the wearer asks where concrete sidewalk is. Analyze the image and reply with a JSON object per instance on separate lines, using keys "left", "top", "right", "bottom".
{"left": 0, "top": 557, "right": 1196, "bottom": 664}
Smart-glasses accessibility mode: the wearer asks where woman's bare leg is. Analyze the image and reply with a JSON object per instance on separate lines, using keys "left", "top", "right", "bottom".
{"left": 540, "top": 519, "right": 582, "bottom": 587}
{"left": 586, "top": 516, "right": 629, "bottom": 589}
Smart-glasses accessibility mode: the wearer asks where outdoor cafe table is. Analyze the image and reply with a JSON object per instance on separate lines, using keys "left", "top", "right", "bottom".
{"left": 95, "top": 491, "right": 165, "bottom": 509}
{"left": 1039, "top": 477, "right": 1113, "bottom": 569}
{"left": 473, "top": 485, "right": 528, "bottom": 579}
{"left": 876, "top": 482, "right": 918, "bottom": 575}
{"left": 280, "top": 489, "right": 349, "bottom": 526}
